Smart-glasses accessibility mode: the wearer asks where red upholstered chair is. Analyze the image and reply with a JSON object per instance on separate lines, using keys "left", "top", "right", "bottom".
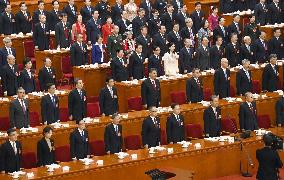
{"left": 29, "top": 112, "right": 40, "bottom": 127}
{"left": 23, "top": 41, "right": 36, "bottom": 67}
{"left": 230, "top": 85, "right": 236, "bottom": 97}
{"left": 221, "top": 118, "right": 238, "bottom": 134}
{"left": 22, "top": 152, "right": 37, "bottom": 169}
{"left": 87, "top": 102, "right": 101, "bottom": 118}
{"left": 35, "top": 79, "right": 40, "bottom": 92}
{"left": 60, "top": 56, "right": 73, "bottom": 86}
{"left": 252, "top": 80, "right": 261, "bottom": 94}
{"left": 185, "top": 124, "right": 204, "bottom": 139}
{"left": 277, "top": 80, "right": 283, "bottom": 90}
{"left": 90, "top": 140, "right": 106, "bottom": 156}
{"left": 59, "top": 108, "right": 69, "bottom": 122}
{"left": 160, "top": 129, "right": 167, "bottom": 145}
{"left": 128, "top": 97, "right": 143, "bottom": 111}
{"left": 170, "top": 91, "right": 186, "bottom": 105}
{"left": 203, "top": 88, "right": 212, "bottom": 101}
{"left": 257, "top": 115, "right": 271, "bottom": 129}
{"left": 18, "top": 64, "right": 23, "bottom": 72}
{"left": 55, "top": 145, "right": 71, "bottom": 162}
{"left": 124, "top": 135, "right": 141, "bottom": 150}
{"left": 87, "top": 96, "right": 99, "bottom": 103}
{"left": 0, "top": 117, "right": 10, "bottom": 131}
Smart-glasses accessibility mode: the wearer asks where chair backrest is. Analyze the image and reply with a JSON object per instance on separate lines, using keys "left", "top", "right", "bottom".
{"left": 221, "top": 118, "right": 238, "bottom": 133}
{"left": 23, "top": 40, "right": 35, "bottom": 58}
{"left": 185, "top": 124, "right": 203, "bottom": 139}
{"left": 87, "top": 96, "right": 99, "bottom": 103}
{"left": 90, "top": 140, "right": 106, "bottom": 156}
{"left": 124, "top": 135, "right": 141, "bottom": 150}
{"left": 128, "top": 97, "right": 143, "bottom": 111}
{"left": 59, "top": 108, "right": 69, "bottom": 122}
{"left": 160, "top": 129, "right": 167, "bottom": 145}
{"left": 170, "top": 91, "right": 186, "bottom": 105}
{"left": 203, "top": 88, "right": 212, "bottom": 101}
{"left": 230, "top": 85, "right": 236, "bottom": 97}
{"left": 0, "top": 117, "right": 10, "bottom": 131}
{"left": 55, "top": 145, "right": 71, "bottom": 162}
{"left": 22, "top": 152, "right": 37, "bottom": 169}
{"left": 29, "top": 112, "right": 40, "bottom": 127}
{"left": 61, "top": 56, "right": 72, "bottom": 74}
{"left": 257, "top": 115, "right": 271, "bottom": 129}
{"left": 87, "top": 102, "right": 101, "bottom": 118}
{"left": 252, "top": 80, "right": 261, "bottom": 94}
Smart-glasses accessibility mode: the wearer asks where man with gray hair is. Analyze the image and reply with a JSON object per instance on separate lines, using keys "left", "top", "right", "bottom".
{"left": 214, "top": 58, "right": 230, "bottom": 98}
{"left": 1, "top": 54, "right": 18, "bottom": 96}
{"left": 0, "top": 37, "right": 16, "bottom": 68}
{"left": 239, "top": 92, "right": 258, "bottom": 131}
{"left": 236, "top": 59, "right": 253, "bottom": 96}
{"left": 33, "top": 14, "right": 50, "bottom": 50}
{"left": 241, "top": 36, "right": 255, "bottom": 63}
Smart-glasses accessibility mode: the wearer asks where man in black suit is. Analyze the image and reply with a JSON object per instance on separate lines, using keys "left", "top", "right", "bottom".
{"left": 174, "top": 5, "right": 189, "bottom": 29}
{"left": 86, "top": 10, "right": 102, "bottom": 45}
{"left": 140, "top": 0, "right": 152, "bottom": 20}
{"left": 62, "top": 0, "right": 77, "bottom": 25}
{"left": 135, "top": 26, "right": 151, "bottom": 58}
{"left": 15, "top": 2, "right": 32, "bottom": 34}
{"left": 41, "top": 83, "right": 59, "bottom": 125}
{"left": 132, "top": 8, "right": 147, "bottom": 38}
{"left": 253, "top": 31, "right": 268, "bottom": 63}
{"left": 148, "top": 9, "right": 162, "bottom": 38}
{"left": 196, "top": 36, "right": 210, "bottom": 70}
{"left": 110, "top": 49, "right": 128, "bottom": 82}
{"left": 80, "top": 0, "right": 94, "bottom": 25}
{"left": 161, "top": 4, "right": 175, "bottom": 33}
{"left": 179, "top": 38, "right": 194, "bottom": 73}
{"left": 241, "top": 36, "right": 255, "bottom": 63}
{"left": 254, "top": 0, "right": 269, "bottom": 25}
{"left": 227, "top": 14, "right": 242, "bottom": 41}
{"left": 19, "top": 58, "right": 36, "bottom": 93}
{"left": 244, "top": 15, "right": 260, "bottom": 42}
{"left": 33, "top": 14, "right": 50, "bottom": 50}
{"left": 276, "top": 96, "right": 284, "bottom": 126}
{"left": 180, "top": 18, "right": 195, "bottom": 44}
{"left": 70, "top": 119, "right": 90, "bottom": 160}
{"left": 210, "top": 36, "right": 224, "bottom": 69}
{"left": 239, "top": 92, "right": 258, "bottom": 131}
{"left": 167, "top": 23, "right": 182, "bottom": 52}
{"left": 256, "top": 134, "right": 283, "bottom": 180}
{"left": 141, "top": 106, "right": 161, "bottom": 148}
{"left": 70, "top": 33, "right": 88, "bottom": 66}
{"left": 1, "top": 55, "right": 18, "bottom": 96}
{"left": 153, "top": 0, "right": 167, "bottom": 14}
{"left": 111, "top": 0, "right": 124, "bottom": 24}
{"left": 0, "top": 37, "right": 16, "bottom": 68}
{"left": 166, "top": 103, "right": 185, "bottom": 144}
{"left": 268, "top": 0, "right": 282, "bottom": 24}
{"left": 220, "top": 0, "right": 235, "bottom": 13}
{"left": 95, "top": 0, "right": 111, "bottom": 24}
{"left": 55, "top": 13, "right": 72, "bottom": 49}
{"left": 0, "top": 128, "right": 22, "bottom": 173}
{"left": 213, "top": 17, "right": 228, "bottom": 44}
{"left": 48, "top": 0, "right": 61, "bottom": 31}
{"left": 262, "top": 54, "right": 279, "bottom": 92}
{"left": 116, "top": 11, "right": 130, "bottom": 36}
{"left": 129, "top": 44, "right": 145, "bottom": 80}
{"left": 268, "top": 28, "right": 284, "bottom": 60}
{"left": 148, "top": 46, "right": 163, "bottom": 76}
{"left": 152, "top": 25, "right": 167, "bottom": 56}
{"left": 203, "top": 95, "right": 221, "bottom": 137}
{"left": 236, "top": 59, "right": 253, "bottom": 96}
{"left": 214, "top": 58, "right": 230, "bottom": 98}
{"left": 141, "top": 68, "right": 161, "bottom": 109}
{"left": 9, "top": 87, "right": 30, "bottom": 129}
{"left": 190, "top": 2, "right": 205, "bottom": 33}
{"left": 226, "top": 33, "right": 241, "bottom": 67}
{"left": 186, "top": 68, "right": 203, "bottom": 103}
{"left": 1, "top": 5, "right": 15, "bottom": 35}
{"left": 32, "top": 0, "right": 48, "bottom": 25}
{"left": 104, "top": 113, "right": 123, "bottom": 154}
{"left": 68, "top": 79, "right": 87, "bottom": 123}
{"left": 99, "top": 77, "right": 119, "bottom": 116}
{"left": 38, "top": 57, "right": 56, "bottom": 91}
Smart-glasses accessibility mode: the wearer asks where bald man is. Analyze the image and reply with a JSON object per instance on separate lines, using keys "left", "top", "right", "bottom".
{"left": 1, "top": 55, "right": 18, "bottom": 96}
{"left": 214, "top": 58, "right": 230, "bottom": 98}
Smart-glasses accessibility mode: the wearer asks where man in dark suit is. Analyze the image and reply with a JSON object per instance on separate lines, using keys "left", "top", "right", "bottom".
{"left": 116, "top": 11, "right": 130, "bottom": 36}
{"left": 203, "top": 95, "right": 222, "bottom": 137}
{"left": 48, "top": 0, "right": 61, "bottom": 31}
{"left": 244, "top": 15, "right": 260, "bottom": 42}
{"left": 210, "top": 36, "right": 224, "bottom": 69}
{"left": 0, "top": 128, "right": 22, "bottom": 173}
{"left": 104, "top": 113, "right": 123, "bottom": 154}
{"left": 86, "top": 10, "right": 102, "bottom": 45}
{"left": 239, "top": 92, "right": 258, "bottom": 131}
{"left": 70, "top": 33, "right": 88, "bottom": 66}
{"left": 55, "top": 13, "right": 72, "bottom": 49}
{"left": 241, "top": 36, "right": 255, "bottom": 63}
{"left": 214, "top": 58, "right": 230, "bottom": 98}
{"left": 15, "top": 2, "right": 32, "bottom": 34}
{"left": 161, "top": 4, "right": 175, "bottom": 33}
{"left": 38, "top": 57, "right": 56, "bottom": 91}
{"left": 256, "top": 134, "right": 283, "bottom": 180}
{"left": 253, "top": 31, "right": 268, "bottom": 63}
{"left": 268, "top": 28, "right": 284, "bottom": 60}
{"left": 19, "top": 58, "right": 36, "bottom": 93}
{"left": 268, "top": 0, "right": 282, "bottom": 24}
{"left": 33, "top": 14, "right": 50, "bottom": 50}
{"left": 140, "top": 0, "right": 152, "bottom": 20}
{"left": 62, "top": 0, "right": 77, "bottom": 25}
{"left": 70, "top": 119, "right": 90, "bottom": 160}
{"left": 129, "top": 44, "right": 145, "bottom": 80}
{"left": 226, "top": 33, "right": 241, "bottom": 67}
{"left": 196, "top": 36, "right": 210, "bottom": 70}
{"left": 0, "top": 37, "right": 16, "bottom": 68}
{"left": 68, "top": 79, "right": 87, "bottom": 123}
{"left": 141, "top": 68, "right": 161, "bottom": 109}
{"left": 135, "top": 26, "right": 151, "bottom": 58}
{"left": 262, "top": 54, "right": 279, "bottom": 92}
{"left": 186, "top": 68, "right": 203, "bottom": 103}
{"left": 95, "top": 0, "right": 111, "bottom": 24}
{"left": 41, "top": 83, "right": 59, "bottom": 125}
{"left": 32, "top": 0, "right": 48, "bottom": 25}
{"left": 174, "top": 5, "right": 189, "bottom": 29}
{"left": 213, "top": 17, "right": 228, "bottom": 44}
{"left": 111, "top": 0, "right": 124, "bottom": 24}
{"left": 152, "top": 25, "right": 167, "bottom": 56}
{"left": 254, "top": 0, "right": 269, "bottom": 26}
{"left": 99, "top": 77, "right": 119, "bottom": 116}
{"left": 276, "top": 96, "right": 284, "bottom": 126}
{"left": 153, "top": 0, "right": 167, "bottom": 14}
{"left": 1, "top": 55, "right": 18, "bottom": 96}
{"left": 236, "top": 59, "right": 253, "bottom": 96}
{"left": 148, "top": 9, "right": 162, "bottom": 38}
{"left": 80, "top": 0, "right": 94, "bottom": 25}
{"left": 220, "top": 0, "right": 235, "bottom": 13}
{"left": 9, "top": 87, "right": 30, "bottom": 129}
{"left": 132, "top": 8, "right": 147, "bottom": 38}
{"left": 179, "top": 38, "right": 194, "bottom": 73}
{"left": 167, "top": 23, "right": 182, "bottom": 52}
{"left": 148, "top": 46, "right": 163, "bottom": 76}
{"left": 190, "top": 2, "right": 205, "bottom": 33}
{"left": 141, "top": 106, "right": 161, "bottom": 148}
{"left": 180, "top": 18, "right": 195, "bottom": 44}
{"left": 166, "top": 103, "right": 185, "bottom": 144}
{"left": 1, "top": 5, "right": 15, "bottom": 35}
{"left": 227, "top": 14, "right": 242, "bottom": 41}
{"left": 110, "top": 49, "right": 128, "bottom": 82}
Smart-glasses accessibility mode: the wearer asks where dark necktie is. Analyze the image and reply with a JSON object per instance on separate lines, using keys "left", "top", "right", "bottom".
{"left": 21, "top": 100, "right": 26, "bottom": 114}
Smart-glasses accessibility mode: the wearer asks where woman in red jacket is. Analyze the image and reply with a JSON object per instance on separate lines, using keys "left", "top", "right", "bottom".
{"left": 101, "top": 17, "right": 114, "bottom": 45}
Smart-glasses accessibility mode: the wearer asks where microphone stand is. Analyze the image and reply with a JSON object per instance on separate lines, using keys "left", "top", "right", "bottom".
{"left": 240, "top": 140, "right": 254, "bottom": 177}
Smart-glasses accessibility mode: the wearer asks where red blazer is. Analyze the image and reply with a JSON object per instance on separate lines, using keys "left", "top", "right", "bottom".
{"left": 102, "top": 23, "right": 113, "bottom": 44}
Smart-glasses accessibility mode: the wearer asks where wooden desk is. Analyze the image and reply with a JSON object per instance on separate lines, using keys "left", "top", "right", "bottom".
{"left": 186, "top": 0, "right": 219, "bottom": 18}
{"left": 259, "top": 25, "right": 284, "bottom": 40}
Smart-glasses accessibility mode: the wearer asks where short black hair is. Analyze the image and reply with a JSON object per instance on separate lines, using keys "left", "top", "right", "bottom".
{"left": 195, "top": 2, "right": 201, "bottom": 6}
{"left": 38, "top": 0, "right": 44, "bottom": 5}
{"left": 218, "top": 17, "right": 224, "bottom": 23}
{"left": 111, "top": 113, "right": 119, "bottom": 119}
{"left": 74, "top": 78, "right": 82, "bottom": 85}
{"left": 116, "top": 49, "right": 123, "bottom": 53}
{"left": 273, "top": 27, "right": 281, "bottom": 33}
{"left": 43, "top": 126, "right": 53, "bottom": 135}
{"left": 149, "top": 68, "right": 157, "bottom": 73}
{"left": 105, "top": 77, "right": 114, "bottom": 83}
{"left": 23, "top": 57, "right": 31, "bottom": 66}
{"left": 233, "top": 14, "right": 240, "bottom": 18}
{"left": 263, "top": 133, "right": 273, "bottom": 146}
{"left": 171, "top": 103, "right": 179, "bottom": 109}
{"left": 7, "top": 128, "right": 16, "bottom": 136}
{"left": 60, "top": 13, "right": 68, "bottom": 18}
{"left": 46, "top": 83, "right": 55, "bottom": 90}
{"left": 19, "top": 2, "right": 26, "bottom": 7}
